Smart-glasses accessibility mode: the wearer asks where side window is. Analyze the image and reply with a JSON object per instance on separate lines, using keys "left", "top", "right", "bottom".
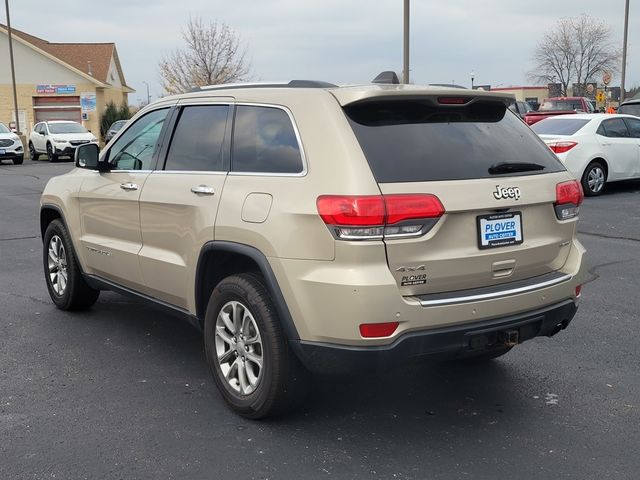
{"left": 108, "top": 108, "right": 169, "bottom": 170}
{"left": 601, "top": 118, "right": 630, "bottom": 138}
{"left": 623, "top": 118, "right": 640, "bottom": 139}
{"left": 232, "top": 105, "right": 303, "bottom": 174}
{"left": 34, "top": 124, "right": 41, "bottom": 134}
{"left": 164, "top": 105, "right": 228, "bottom": 171}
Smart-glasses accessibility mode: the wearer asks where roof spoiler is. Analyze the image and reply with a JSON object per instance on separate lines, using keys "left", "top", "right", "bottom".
{"left": 372, "top": 71, "right": 400, "bottom": 85}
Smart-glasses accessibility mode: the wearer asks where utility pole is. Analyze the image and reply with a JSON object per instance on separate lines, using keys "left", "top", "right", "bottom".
{"left": 403, "top": 0, "right": 410, "bottom": 84}
{"left": 620, "top": 0, "right": 630, "bottom": 102}
{"left": 4, "top": 0, "right": 20, "bottom": 133}
{"left": 142, "top": 81, "right": 151, "bottom": 104}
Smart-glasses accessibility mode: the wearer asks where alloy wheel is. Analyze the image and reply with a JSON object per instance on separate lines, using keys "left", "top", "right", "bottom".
{"left": 47, "top": 235, "right": 68, "bottom": 295}
{"left": 214, "top": 300, "right": 264, "bottom": 395}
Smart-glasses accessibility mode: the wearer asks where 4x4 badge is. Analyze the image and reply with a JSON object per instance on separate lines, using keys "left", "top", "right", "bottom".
{"left": 396, "top": 265, "right": 426, "bottom": 272}
{"left": 493, "top": 185, "right": 521, "bottom": 201}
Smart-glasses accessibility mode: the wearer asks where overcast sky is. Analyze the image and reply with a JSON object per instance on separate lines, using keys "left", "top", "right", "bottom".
{"left": 5, "top": 0, "right": 639, "bottom": 103}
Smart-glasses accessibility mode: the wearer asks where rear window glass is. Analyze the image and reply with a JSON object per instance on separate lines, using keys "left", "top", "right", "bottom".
{"left": 539, "top": 100, "right": 586, "bottom": 112}
{"left": 532, "top": 118, "right": 590, "bottom": 135}
{"left": 345, "top": 100, "right": 564, "bottom": 183}
{"left": 618, "top": 103, "right": 640, "bottom": 117}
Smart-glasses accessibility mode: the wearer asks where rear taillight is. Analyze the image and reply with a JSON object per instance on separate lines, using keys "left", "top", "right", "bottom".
{"left": 554, "top": 180, "right": 583, "bottom": 220}
{"left": 317, "top": 194, "right": 445, "bottom": 240}
{"left": 548, "top": 141, "right": 578, "bottom": 154}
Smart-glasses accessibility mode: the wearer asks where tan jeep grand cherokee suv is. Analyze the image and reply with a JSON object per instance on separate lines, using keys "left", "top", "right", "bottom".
{"left": 40, "top": 81, "right": 587, "bottom": 418}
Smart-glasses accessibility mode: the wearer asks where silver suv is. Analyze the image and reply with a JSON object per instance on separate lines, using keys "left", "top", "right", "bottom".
{"left": 40, "top": 80, "right": 587, "bottom": 418}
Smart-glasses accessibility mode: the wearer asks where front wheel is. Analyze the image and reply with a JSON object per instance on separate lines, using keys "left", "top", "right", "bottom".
{"left": 204, "top": 273, "right": 309, "bottom": 419}
{"left": 29, "top": 142, "right": 38, "bottom": 160}
{"left": 581, "top": 161, "right": 606, "bottom": 196}
{"left": 46, "top": 143, "right": 57, "bottom": 162}
{"left": 43, "top": 219, "right": 100, "bottom": 310}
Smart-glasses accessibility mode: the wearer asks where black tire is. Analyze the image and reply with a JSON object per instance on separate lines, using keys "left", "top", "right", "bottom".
{"left": 46, "top": 143, "right": 57, "bottom": 162}
{"left": 29, "top": 142, "right": 38, "bottom": 160}
{"left": 43, "top": 219, "right": 100, "bottom": 310}
{"left": 12, "top": 155, "right": 23, "bottom": 165}
{"left": 458, "top": 346, "right": 512, "bottom": 362}
{"left": 581, "top": 161, "right": 606, "bottom": 196}
{"left": 204, "top": 273, "right": 309, "bottom": 419}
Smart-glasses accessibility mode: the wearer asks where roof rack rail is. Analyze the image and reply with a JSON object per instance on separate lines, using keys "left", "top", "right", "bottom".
{"left": 191, "top": 80, "right": 337, "bottom": 92}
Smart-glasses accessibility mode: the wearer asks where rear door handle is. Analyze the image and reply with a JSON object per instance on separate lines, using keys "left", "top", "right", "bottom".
{"left": 191, "top": 185, "right": 215, "bottom": 195}
{"left": 120, "top": 182, "right": 138, "bottom": 191}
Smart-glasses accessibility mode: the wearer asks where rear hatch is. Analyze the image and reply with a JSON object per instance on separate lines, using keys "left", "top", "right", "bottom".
{"left": 341, "top": 92, "right": 576, "bottom": 296}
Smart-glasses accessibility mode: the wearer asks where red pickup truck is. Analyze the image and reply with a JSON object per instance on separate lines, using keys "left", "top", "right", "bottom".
{"left": 523, "top": 97, "right": 596, "bottom": 126}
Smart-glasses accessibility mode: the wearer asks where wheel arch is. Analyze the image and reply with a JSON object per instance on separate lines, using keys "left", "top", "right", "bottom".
{"left": 195, "top": 241, "right": 300, "bottom": 344}
{"left": 40, "top": 204, "right": 64, "bottom": 240}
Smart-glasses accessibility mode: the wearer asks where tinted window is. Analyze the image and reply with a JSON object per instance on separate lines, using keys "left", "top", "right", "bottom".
{"left": 601, "top": 118, "right": 630, "bottom": 138}
{"left": 532, "top": 118, "right": 591, "bottom": 135}
{"left": 109, "top": 108, "right": 169, "bottom": 170}
{"left": 48, "top": 122, "right": 87, "bottom": 134}
{"left": 164, "top": 105, "right": 228, "bottom": 171}
{"left": 345, "top": 100, "right": 564, "bottom": 183}
{"left": 539, "top": 100, "right": 585, "bottom": 111}
{"left": 232, "top": 106, "right": 303, "bottom": 174}
{"left": 623, "top": 118, "right": 640, "bottom": 138}
{"left": 618, "top": 103, "right": 640, "bottom": 117}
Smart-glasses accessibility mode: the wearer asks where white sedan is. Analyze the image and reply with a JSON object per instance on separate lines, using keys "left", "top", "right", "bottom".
{"left": 532, "top": 114, "right": 640, "bottom": 196}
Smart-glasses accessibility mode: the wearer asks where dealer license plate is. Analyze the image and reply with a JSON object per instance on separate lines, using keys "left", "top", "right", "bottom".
{"left": 477, "top": 212, "right": 523, "bottom": 249}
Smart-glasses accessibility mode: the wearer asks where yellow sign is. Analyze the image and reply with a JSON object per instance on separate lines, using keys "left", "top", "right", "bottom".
{"left": 596, "top": 91, "right": 605, "bottom": 103}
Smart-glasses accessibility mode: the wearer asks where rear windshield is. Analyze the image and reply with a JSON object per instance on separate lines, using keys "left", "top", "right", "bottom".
{"left": 539, "top": 100, "right": 586, "bottom": 112}
{"left": 618, "top": 103, "right": 640, "bottom": 117}
{"left": 344, "top": 100, "right": 564, "bottom": 183}
{"left": 532, "top": 118, "right": 590, "bottom": 135}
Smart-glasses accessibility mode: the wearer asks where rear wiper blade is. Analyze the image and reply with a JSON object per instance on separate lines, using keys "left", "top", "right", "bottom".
{"left": 488, "top": 162, "right": 546, "bottom": 174}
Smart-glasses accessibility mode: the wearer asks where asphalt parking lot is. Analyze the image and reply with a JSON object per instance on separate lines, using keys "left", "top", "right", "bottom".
{"left": 1, "top": 160, "right": 639, "bottom": 479}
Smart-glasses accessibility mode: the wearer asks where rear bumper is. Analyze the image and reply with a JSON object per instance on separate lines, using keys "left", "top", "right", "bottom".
{"left": 294, "top": 299, "right": 577, "bottom": 374}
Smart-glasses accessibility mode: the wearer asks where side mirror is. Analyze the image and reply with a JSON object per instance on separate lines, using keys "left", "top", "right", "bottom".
{"left": 75, "top": 143, "right": 102, "bottom": 170}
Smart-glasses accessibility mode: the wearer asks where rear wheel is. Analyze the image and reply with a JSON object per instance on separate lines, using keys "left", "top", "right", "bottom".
{"left": 43, "top": 219, "right": 100, "bottom": 310}
{"left": 581, "top": 161, "right": 606, "bottom": 196}
{"left": 204, "top": 273, "right": 309, "bottom": 419}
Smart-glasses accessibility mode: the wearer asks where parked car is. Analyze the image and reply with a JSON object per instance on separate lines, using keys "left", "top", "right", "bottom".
{"left": 532, "top": 114, "right": 640, "bottom": 196}
{"left": 104, "top": 119, "right": 128, "bottom": 144}
{"left": 508, "top": 100, "right": 534, "bottom": 119}
{"left": 0, "top": 122, "right": 24, "bottom": 165}
{"left": 29, "top": 121, "right": 98, "bottom": 162}
{"left": 40, "top": 80, "right": 587, "bottom": 418}
{"left": 618, "top": 98, "right": 640, "bottom": 118}
{"left": 524, "top": 97, "right": 596, "bottom": 126}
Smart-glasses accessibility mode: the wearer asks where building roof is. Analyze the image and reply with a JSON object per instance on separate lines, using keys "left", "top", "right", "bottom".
{"left": 0, "top": 23, "right": 133, "bottom": 91}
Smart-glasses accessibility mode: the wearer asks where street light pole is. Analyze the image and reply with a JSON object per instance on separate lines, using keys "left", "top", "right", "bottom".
{"left": 403, "top": 0, "right": 410, "bottom": 84}
{"left": 142, "top": 81, "right": 151, "bottom": 104}
{"left": 471, "top": 70, "right": 475, "bottom": 90}
{"left": 4, "top": 0, "right": 20, "bottom": 134}
{"left": 620, "top": 0, "right": 630, "bottom": 102}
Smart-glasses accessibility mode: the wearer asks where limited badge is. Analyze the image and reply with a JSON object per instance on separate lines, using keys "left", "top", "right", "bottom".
{"left": 401, "top": 274, "right": 427, "bottom": 286}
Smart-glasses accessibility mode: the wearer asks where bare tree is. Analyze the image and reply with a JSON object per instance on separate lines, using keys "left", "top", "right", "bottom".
{"left": 159, "top": 17, "right": 250, "bottom": 94}
{"left": 528, "top": 15, "right": 620, "bottom": 96}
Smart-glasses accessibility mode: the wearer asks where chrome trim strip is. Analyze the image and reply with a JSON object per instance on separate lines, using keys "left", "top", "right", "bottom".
{"left": 416, "top": 274, "right": 572, "bottom": 307}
